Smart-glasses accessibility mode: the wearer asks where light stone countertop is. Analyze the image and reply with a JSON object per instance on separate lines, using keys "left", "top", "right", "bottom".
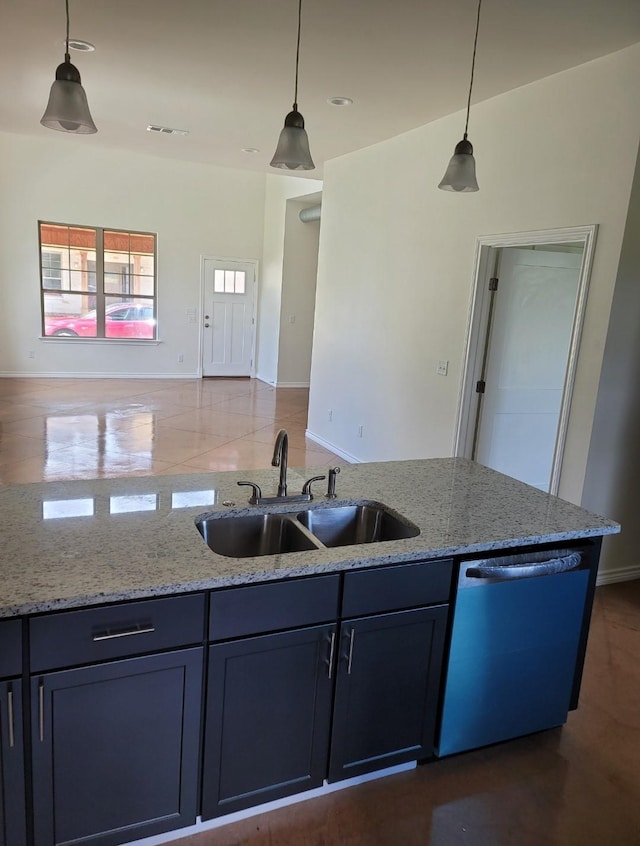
{"left": 0, "top": 458, "right": 620, "bottom": 618}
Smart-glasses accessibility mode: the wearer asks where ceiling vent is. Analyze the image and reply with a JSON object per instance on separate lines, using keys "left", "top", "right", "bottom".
{"left": 146, "top": 125, "right": 189, "bottom": 136}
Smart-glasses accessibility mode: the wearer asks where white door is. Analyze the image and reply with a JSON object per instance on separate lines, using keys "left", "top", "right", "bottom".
{"left": 202, "top": 258, "right": 256, "bottom": 377}
{"left": 474, "top": 247, "right": 582, "bottom": 491}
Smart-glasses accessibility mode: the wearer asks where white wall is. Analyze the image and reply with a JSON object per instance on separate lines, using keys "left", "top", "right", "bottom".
{"left": 0, "top": 131, "right": 266, "bottom": 376}
{"left": 256, "top": 175, "right": 322, "bottom": 385}
{"left": 308, "top": 44, "right": 640, "bottom": 506}
{"left": 277, "top": 200, "right": 320, "bottom": 387}
{"left": 581, "top": 139, "right": 640, "bottom": 581}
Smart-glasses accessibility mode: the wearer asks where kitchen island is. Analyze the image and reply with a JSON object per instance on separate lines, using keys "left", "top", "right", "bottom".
{"left": 0, "top": 459, "right": 620, "bottom": 846}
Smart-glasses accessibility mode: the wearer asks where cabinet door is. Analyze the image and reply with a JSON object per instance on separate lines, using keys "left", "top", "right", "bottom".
{"left": 0, "top": 680, "right": 26, "bottom": 846}
{"left": 328, "top": 606, "right": 448, "bottom": 783}
{"left": 202, "top": 624, "right": 336, "bottom": 819}
{"left": 31, "top": 648, "right": 203, "bottom": 846}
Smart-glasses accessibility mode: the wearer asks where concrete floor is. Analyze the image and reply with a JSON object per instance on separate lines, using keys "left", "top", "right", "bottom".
{"left": 0, "top": 377, "right": 341, "bottom": 484}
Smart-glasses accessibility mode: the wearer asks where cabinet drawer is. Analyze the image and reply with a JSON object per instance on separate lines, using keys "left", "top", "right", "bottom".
{"left": 0, "top": 619, "right": 22, "bottom": 678}
{"left": 209, "top": 575, "right": 340, "bottom": 641}
{"left": 30, "top": 594, "right": 206, "bottom": 672}
{"left": 341, "top": 559, "right": 453, "bottom": 617}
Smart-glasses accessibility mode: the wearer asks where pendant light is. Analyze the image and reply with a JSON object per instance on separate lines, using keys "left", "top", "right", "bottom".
{"left": 41, "top": 0, "right": 97, "bottom": 134}
{"left": 438, "top": 0, "right": 483, "bottom": 192}
{"left": 270, "top": 0, "right": 314, "bottom": 170}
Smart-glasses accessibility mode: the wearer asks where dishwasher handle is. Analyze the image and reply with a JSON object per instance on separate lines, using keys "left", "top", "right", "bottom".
{"left": 465, "top": 552, "right": 582, "bottom": 581}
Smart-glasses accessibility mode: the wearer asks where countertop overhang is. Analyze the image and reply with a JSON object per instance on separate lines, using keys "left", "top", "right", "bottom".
{"left": 0, "top": 458, "right": 620, "bottom": 617}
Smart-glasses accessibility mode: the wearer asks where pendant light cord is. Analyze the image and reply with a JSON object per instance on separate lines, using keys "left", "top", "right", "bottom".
{"left": 292, "top": 0, "right": 302, "bottom": 110}
{"left": 464, "top": 0, "right": 482, "bottom": 138}
{"left": 64, "top": 0, "right": 70, "bottom": 60}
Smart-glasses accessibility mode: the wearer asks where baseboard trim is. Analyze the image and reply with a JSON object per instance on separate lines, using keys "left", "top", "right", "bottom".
{"left": 596, "top": 565, "right": 640, "bottom": 586}
{"left": 305, "top": 430, "right": 361, "bottom": 463}
{"left": 0, "top": 372, "right": 199, "bottom": 379}
{"left": 255, "top": 372, "right": 276, "bottom": 386}
{"left": 126, "top": 761, "right": 416, "bottom": 846}
{"left": 253, "top": 374, "right": 310, "bottom": 388}
{"left": 274, "top": 381, "right": 311, "bottom": 388}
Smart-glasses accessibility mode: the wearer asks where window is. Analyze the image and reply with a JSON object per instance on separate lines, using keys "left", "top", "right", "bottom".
{"left": 214, "top": 268, "right": 246, "bottom": 294}
{"left": 42, "top": 251, "right": 63, "bottom": 290}
{"left": 39, "top": 222, "right": 157, "bottom": 340}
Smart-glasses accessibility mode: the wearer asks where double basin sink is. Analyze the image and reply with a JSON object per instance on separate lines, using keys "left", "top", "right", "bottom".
{"left": 196, "top": 502, "right": 420, "bottom": 558}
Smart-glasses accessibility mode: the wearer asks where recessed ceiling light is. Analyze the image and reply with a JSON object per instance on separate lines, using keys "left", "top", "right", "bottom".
{"left": 328, "top": 97, "right": 353, "bottom": 106}
{"left": 242, "top": 147, "right": 260, "bottom": 154}
{"left": 147, "top": 125, "right": 190, "bottom": 136}
{"left": 68, "top": 39, "right": 96, "bottom": 52}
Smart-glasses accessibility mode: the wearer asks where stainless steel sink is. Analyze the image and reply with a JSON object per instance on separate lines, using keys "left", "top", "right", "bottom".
{"left": 196, "top": 513, "right": 318, "bottom": 558}
{"left": 297, "top": 504, "right": 420, "bottom": 548}
{"left": 196, "top": 501, "right": 420, "bottom": 557}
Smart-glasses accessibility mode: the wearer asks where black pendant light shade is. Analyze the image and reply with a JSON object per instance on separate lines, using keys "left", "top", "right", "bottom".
{"left": 41, "top": 0, "right": 97, "bottom": 134}
{"left": 270, "top": 0, "right": 314, "bottom": 170}
{"left": 439, "top": 0, "right": 482, "bottom": 192}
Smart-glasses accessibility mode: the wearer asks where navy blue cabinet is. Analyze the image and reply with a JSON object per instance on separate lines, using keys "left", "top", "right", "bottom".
{"left": 28, "top": 594, "right": 206, "bottom": 846}
{"left": 203, "top": 575, "right": 340, "bottom": 818}
{"left": 202, "top": 564, "right": 451, "bottom": 815}
{"left": 0, "top": 619, "right": 26, "bottom": 846}
{"left": 328, "top": 606, "right": 448, "bottom": 782}
{"left": 0, "top": 679, "right": 26, "bottom": 846}
{"left": 202, "top": 624, "right": 336, "bottom": 818}
{"left": 31, "top": 648, "right": 203, "bottom": 846}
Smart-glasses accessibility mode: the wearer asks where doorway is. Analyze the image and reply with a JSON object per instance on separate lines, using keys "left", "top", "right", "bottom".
{"left": 455, "top": 226, "right": 598, "bottom": 494}
{"left": 201, "top": 257, "right": 257, "bottom": 377}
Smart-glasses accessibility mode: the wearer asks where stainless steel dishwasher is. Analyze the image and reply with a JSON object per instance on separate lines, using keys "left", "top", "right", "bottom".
{"left": 437, "top": 547, "right": 590, "bottom": 757}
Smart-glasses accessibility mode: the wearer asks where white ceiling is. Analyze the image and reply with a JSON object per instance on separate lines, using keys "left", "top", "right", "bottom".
{"left": 2, "top": 0, "right": 640, "bottom": 178}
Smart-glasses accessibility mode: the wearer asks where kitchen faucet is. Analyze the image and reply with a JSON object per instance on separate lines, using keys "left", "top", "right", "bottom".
{"left": 272, "top": 429, "right": 289, "bottom": 496}
{"left": 237, "top": 429, "right": 326, "bottom": 504}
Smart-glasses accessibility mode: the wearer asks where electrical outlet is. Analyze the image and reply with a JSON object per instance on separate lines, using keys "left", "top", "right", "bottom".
{"left": 177, "top": 354, "right": 184, "bottom": 363}
{"left": 437, "top": 359, "right": 449, "bottom": 376}
{"left": 288, "top": 314, "right": 296, "bottom": 324}
{"left": 28, "top": 350, "right": 35, "bottom": 359}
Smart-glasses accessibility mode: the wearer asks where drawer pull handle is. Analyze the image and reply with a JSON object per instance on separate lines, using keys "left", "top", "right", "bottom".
{"left": 7, "top": 689, "right": 14, "bottom": 748}
{"left": 326, "top": 631, "right": 336, "bottom": 679}
{"left": 346, "top": 629, "right": 355, "bottom": 675}
{"left": 92, "top": 623, "right": 155, "bottom": 642}
{"left": 39, "top": 681, "right": 44, "bottom": 742}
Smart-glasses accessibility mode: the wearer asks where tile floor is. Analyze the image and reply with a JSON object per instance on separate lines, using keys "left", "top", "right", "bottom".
{"left": 0, "top": 377, "right": 343, "bottom": 485}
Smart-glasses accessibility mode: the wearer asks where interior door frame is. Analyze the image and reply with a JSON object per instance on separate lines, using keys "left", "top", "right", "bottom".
{"left": 198, "top": 255, "right": 259, "bottom": 378}
{"left": 454, "top": 225, "right": 598, "bottom": 495}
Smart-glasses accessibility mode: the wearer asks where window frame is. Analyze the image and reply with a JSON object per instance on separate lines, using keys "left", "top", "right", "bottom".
{"left": 38, "top": 221, "right": 158, "bottom": 342}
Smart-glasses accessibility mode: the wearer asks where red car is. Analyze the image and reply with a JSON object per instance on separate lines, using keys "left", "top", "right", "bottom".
{"left": 45, "top": 303, "right": 156, "bottom": 339}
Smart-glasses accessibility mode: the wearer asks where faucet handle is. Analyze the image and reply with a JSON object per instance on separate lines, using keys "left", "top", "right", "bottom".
{"left": 302, "top": 475, "right": 326, "bottom": 499}
{"left": 237, "top": 481, "right": 262, "bottom": 505}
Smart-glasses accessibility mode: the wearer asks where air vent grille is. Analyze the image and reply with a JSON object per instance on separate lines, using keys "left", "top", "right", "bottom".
{"left": 146, "top": 125, "right": 190, "bottom": 136}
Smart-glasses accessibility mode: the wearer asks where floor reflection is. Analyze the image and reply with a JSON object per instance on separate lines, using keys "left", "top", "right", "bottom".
{"left": 0, "top": 378, "right": 342, "bottom": 484}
